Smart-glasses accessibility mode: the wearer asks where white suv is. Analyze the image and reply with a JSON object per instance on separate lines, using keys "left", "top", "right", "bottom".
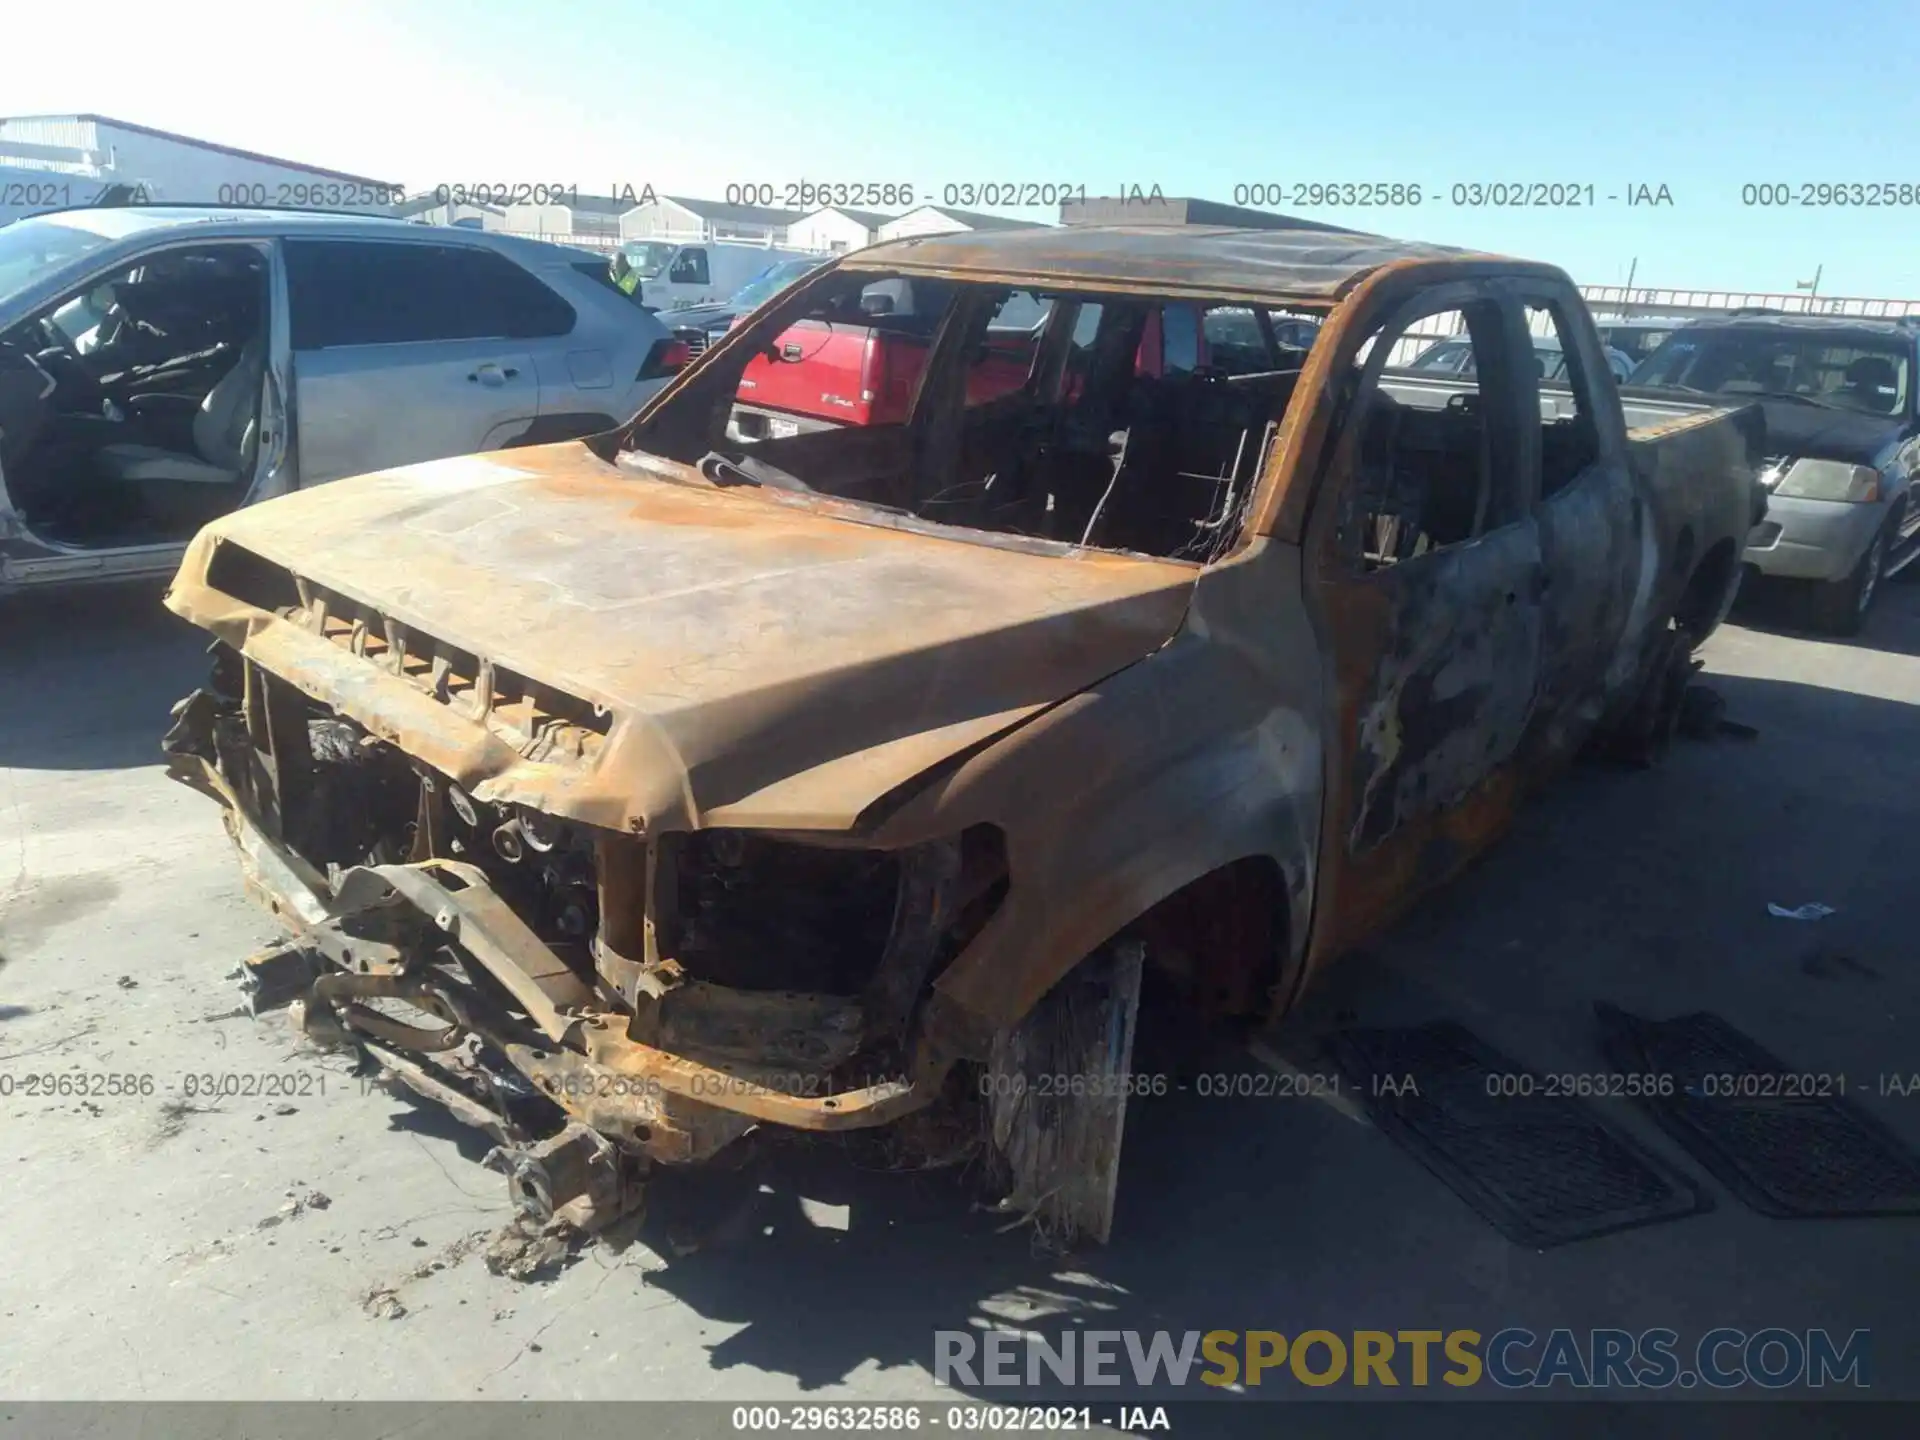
{"left": 0, "top": 207, "right": 681, "bottom": 593}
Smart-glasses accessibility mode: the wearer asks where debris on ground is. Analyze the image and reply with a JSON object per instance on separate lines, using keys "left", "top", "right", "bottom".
{"left": 349, "top": 1229, "right": 491, "bottom": 1323}
{"left": 1679, "top": 684, "right": 1759, "bottom": 742}
{"left": 360, "top": 1284, "right": 407, "bottom": 1320}
{"left": 257, "top": 1189, "right": 332, "bottom": 1229}
{"left": 115, "top": 976, "right": 139, "bottom": 990}
{"left": 403, "top": 1230, "right": 489, "bottom": 1282}
{"left": 1769, "top": 902, "right": 1836, "bottom": 921}
{"left": 860, "top": 1083, "right": 986, "bottom": 1174}
{"left": 483, "top": 1216, "right": 580, "bottom": 1282}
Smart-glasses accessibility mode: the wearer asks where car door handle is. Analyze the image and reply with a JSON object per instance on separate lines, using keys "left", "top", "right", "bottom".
{"left": 467, "top": 365, "right": 520, "bottom": 384}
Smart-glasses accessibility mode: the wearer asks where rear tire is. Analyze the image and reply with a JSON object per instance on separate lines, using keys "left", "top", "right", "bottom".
{"left": 1806, "top": 524, "right": 1888, "bottom": 636}
{"left": 1593, "top": 621, "right": 1695, "bottom": 768}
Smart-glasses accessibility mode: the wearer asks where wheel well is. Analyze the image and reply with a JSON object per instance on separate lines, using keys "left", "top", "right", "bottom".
{"left": 1130, "top": 856, "right": 1292, "bottom": 1022}
{"left": 1674, "top": 536, "right": 1738, "bottom": 633}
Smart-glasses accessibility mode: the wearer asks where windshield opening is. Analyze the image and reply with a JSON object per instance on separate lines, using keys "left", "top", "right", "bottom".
{"left": 622, "top": 268, "right": 1327, "bottom": 562}
{"left": 0, "top": 221, "right": 115, "bottom": 305}
{"left": 618, "top": 241, "right": 678, "bottom": 281}
{"left": 1630, "top": 328, "right": 1912, "bottom": 416}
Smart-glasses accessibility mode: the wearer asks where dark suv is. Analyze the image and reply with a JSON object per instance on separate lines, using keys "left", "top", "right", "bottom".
{"left": 1629, "top": 314, "right": 1920, "bottom": 632}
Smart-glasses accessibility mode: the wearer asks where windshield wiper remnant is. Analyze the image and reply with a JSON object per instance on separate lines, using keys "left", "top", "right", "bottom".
{"left": 697, "top": 450, "right": 814, "bottom": 492}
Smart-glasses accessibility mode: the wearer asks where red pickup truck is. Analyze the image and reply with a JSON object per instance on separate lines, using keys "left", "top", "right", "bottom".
{"left": 725, "top": 281, "right": 1302, "bottom": 441}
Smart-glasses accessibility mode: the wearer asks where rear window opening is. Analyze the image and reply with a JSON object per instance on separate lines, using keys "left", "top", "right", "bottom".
{"left": 621, "top": 267, "right": 1325, "bottom": 562}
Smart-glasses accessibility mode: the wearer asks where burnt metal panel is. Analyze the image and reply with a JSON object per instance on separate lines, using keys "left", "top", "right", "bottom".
{"left": 1345, "top": 523, "right": 1545, "bottom": 853}
{"left": 844, "top": 225, "right": 1493, "bottom": 305}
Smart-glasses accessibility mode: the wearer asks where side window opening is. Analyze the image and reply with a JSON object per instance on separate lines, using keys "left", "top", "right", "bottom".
{"left": 1349, "top": 303, "right": 1511, "bottom": 570}
{"left": 668, "top": 248, "right": 709, "bottom": 286}
{"left": 1194, "top": 306, "right": 1320, "bottom": 377}
{"left": 1160, "top": 304, "right": 1202, "bottom": 376}
{"left": 1200, "top": 306, "right": 1265, "bottom": 374}
{"left": 1525, "top": 302, "right": 1602, "bottom": 499}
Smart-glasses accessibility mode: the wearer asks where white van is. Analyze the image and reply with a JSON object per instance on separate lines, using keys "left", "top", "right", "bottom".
{"left": 617, "top": 239, "right": 819, "bottom": 310}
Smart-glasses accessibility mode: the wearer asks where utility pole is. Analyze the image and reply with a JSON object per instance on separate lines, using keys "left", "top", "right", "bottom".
{"left": 1622, "top": 257, "right": 1638, "bottom": 318}
{"left": 1795, "top": 264, "right": 1823, "bottom": 311}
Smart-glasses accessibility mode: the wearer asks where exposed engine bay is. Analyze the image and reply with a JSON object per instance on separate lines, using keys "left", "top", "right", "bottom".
{"left": 162, "top": 637, "right": 1010, "bottom": 1231}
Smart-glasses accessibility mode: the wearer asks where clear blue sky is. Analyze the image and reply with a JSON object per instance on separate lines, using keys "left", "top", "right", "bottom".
{"left": 19, "top": 0, "right": 1920, "bottom": 296}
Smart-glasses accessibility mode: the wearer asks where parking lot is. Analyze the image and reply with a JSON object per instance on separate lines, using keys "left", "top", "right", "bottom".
{"left": 1, "top": 572, "right": 1917, "bottom": 1406}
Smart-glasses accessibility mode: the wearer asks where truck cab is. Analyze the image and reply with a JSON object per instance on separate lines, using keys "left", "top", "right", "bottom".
{"left": 616, "top": 239, "right": 821, "bottom": 311}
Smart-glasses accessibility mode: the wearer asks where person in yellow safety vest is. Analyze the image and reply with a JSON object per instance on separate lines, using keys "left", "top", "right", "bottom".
{"left": 610, "top": 251, "right": 639, "bottom": 295}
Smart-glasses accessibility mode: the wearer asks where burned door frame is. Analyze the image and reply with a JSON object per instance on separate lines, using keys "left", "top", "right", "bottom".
{"left": 1511, "top": 278, "right": 1649, "bottom": 762}
{"left": 1298, "top": 276, "right": 1548, "bottom": 970}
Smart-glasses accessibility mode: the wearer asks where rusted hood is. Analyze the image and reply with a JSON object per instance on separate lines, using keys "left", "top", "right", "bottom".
{"left": 168, "top": 443, "right": 1199, "bottom": 833}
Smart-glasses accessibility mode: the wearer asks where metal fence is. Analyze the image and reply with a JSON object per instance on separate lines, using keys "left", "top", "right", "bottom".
{"left": 1579, "top": 285, "right": 1920, "bottom": 322}
{"left": 1374, "top": 287, "right": 1920, "bottom": 366}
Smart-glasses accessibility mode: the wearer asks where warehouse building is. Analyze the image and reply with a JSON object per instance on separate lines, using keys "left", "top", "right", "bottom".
{"left": 0, "top": 114, "right": 399, "bottom": 215}
{"left": 876, "top": 205, "right": 1048, "bottom": 240}
{"left": 619, "top": 196, "right": 807, "bottom": 246}
{"left": 787, "top": 206, "right": 891, "bottom": 254}
{"left": 1059, "top": 194, "right": 1354, "bottom": 232}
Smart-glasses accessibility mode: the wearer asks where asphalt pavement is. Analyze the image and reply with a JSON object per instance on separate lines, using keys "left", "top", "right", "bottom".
{"left": 2, "top": 574, "right": 1917, "bottom": 1410}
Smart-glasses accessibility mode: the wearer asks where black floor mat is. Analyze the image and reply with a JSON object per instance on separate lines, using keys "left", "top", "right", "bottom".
{"left": 1596, "top": 1003, "right": 1920, "bottom": 1217}
{"left": 1324, "top": 1022, "right": 1711, "bottom": 1248}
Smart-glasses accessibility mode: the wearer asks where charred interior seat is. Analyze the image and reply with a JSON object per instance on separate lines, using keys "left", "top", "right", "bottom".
{"left": 97, "top": 340, "right": 264, "bottom": 487}
{"left": 1085, "top": 369, "right": 1298, "bottom": 555}
{"left": 1353, "top": 389, "right": 1489, "bottom": 559}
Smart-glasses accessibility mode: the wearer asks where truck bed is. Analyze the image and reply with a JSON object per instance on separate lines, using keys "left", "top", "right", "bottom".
{"left": 1378, "top": 369, "right": 1748, "bottom": 438}
{"left": 1378, "top": 368, "right": 1768, "bottom": 631}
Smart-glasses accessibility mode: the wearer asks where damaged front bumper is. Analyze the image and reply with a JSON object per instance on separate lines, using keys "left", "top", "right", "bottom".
{"left": 163, "top": 692, "right": 956, "bottom": 1222}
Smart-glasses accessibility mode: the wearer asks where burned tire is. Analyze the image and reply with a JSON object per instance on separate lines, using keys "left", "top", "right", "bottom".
{"left": 983, "top": 939, "right": 1146, "bottom": 1247}
{"left": 1675, "top": 683, "right": 1728, "bottom": 741}
{"left": 1593, "top": 621, "right": 1696, "bottom": 768}
{"left": 1806, "top": 524, "right": 1888, "bottom": 636}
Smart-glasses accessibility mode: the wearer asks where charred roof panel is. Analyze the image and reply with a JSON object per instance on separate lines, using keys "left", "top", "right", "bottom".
{"left": 842, "top": 224, "right": 1483, "bottom": 303}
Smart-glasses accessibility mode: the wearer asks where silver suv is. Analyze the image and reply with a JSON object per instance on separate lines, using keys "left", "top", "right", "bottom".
{"left": 0, "top": 207, "right": 680, "bottom": 593}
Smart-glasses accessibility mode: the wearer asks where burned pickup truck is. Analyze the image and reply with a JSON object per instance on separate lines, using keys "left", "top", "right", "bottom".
{"left": 162, "top": 225, "right": 1760, "bottom": 1243}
